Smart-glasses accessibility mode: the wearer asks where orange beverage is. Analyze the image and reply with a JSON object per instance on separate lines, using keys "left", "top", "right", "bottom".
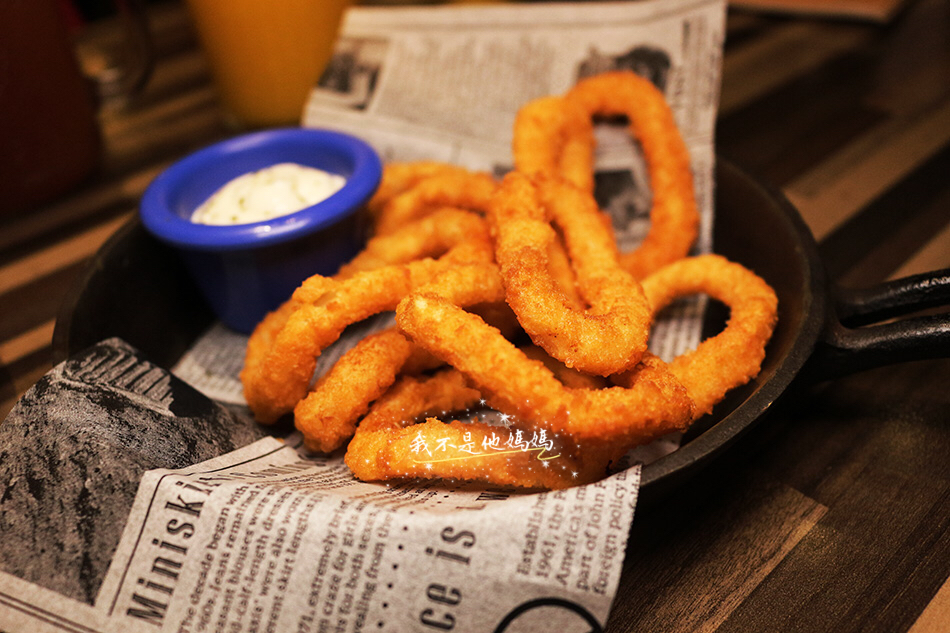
{"left": 185, "top": 0, "right": 352, "bottom": 128}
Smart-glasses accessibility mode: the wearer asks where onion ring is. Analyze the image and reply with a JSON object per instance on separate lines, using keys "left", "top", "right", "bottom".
{"left": 241, "top": 210, "right": 495, "bottom": 424}
{"left": 294, "top": 328, "right": 441, "bottom": 453}
{"left": 345, "top": 370, "right": 625, "bottom": 489}
{"left": 367, "top": 161, "right": 471, "bottom": 220}
{"left": 374, "top": 169, "right": 496, "bottom": 236}
{"left": 510, "top": 94, "right": 609, "bottom": 307}
{"left": 513, "top": 95, "right": 595, "bottom": 194}
{"left": 335, "top": 207, "right": 492, "bottom": 279}
{"left": 395, "top": 290, "right": 693, "bottom": 446}
{"left": 564, "top": 71, "right": 700, "bottom": 279}
{"left": 641, "top": 254, "right": 778, "bottom": 418}
{"left": 293, "top": 268, "right": 512, "bottom": 454}
{"left": 488, "top": 171, "right": 652, "bottom": 375}
{"left": 355, "top": 369, "right": 483, "bottom": 434}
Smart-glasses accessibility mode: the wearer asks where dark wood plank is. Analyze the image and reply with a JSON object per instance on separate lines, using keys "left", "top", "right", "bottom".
{"left": 717, "top": 50, "right": 888, "bottom": 187}
{"left": 818, "top": 143, "right": 950, "bottom": 285}
{"left": 607, "top": 473, "right": 826, "bottom": 632}
{"left": 0, "top": 345, "right": 54, "bottom": 420}
{"left": 714, "top": 359, "right": 950, "bottom": 633}
{"left": 0, "top": 262, "right": 86, "bottom": 343}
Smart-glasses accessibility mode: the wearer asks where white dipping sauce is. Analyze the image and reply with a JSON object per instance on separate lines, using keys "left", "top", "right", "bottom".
{"left": 190, "top": 162, "right": 346, "bottom": 225}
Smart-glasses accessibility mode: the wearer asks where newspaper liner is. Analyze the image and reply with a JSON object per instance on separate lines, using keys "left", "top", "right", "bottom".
{"left": 100, "top": 436, "right": 641, "bottom": 632}
{"left": 0, "top": 1, "right": 725, "bottom": 631}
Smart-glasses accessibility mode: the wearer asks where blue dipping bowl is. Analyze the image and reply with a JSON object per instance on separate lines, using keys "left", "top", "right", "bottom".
{"left": 139, "top": 127, "right": 382, "bottom": 333}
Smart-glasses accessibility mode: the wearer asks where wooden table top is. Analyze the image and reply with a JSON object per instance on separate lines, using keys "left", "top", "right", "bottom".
{"left": 1, "top": 1, "right": 948, "bottom": 631}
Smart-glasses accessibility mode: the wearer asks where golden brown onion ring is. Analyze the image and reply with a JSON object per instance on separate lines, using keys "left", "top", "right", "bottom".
{"left": 565, "top": 70, "right": 700, "bottom": 279}
{"left": 513, "top": 95, "right": 595, "bottom": 194}
{"left": 241, "top": 211, "right": 495, "bottom": 424}
{"left": 289, "top": 259, "right": 506, "bottom": 449}
{"left": 367, "top": 161, "right": 471, "bottom": 220}
{"left": 641, "top": 254, "right": 778, "bottom": 418}
{"left": 335, "top": 208, "right": 491, "bottom": 279}
{"left": 396, "top": 290, "right": 693, "bottom": 446}
{"left": 374, "top": 170, "right": 496, "bottom": 236}
{"left": 294, "top": 328, "right": 440, "bottom": 453}
{"left": 346, "top": 370, "right": 624, "bottom": 489}
{"left": 488, "top": 172, "right": 652, "bottom": 376}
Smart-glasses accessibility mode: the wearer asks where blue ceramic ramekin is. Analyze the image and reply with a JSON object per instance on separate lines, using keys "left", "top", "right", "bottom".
{"left": 140, "top": 127, "right": 382, "bottom": 333}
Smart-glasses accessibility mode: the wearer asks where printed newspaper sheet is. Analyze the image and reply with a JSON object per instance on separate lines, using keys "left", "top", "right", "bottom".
{"left": 101, "top": 436, "right": 641, "bottom": 632}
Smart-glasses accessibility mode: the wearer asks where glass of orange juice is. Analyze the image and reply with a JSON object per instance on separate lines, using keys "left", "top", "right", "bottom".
{"left": 185, "top": 0, "right": 352, "bottom": 128}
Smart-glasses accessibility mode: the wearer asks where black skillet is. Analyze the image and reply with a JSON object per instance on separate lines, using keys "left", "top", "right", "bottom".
{"left": 52, "top": 158, "right": 950, "bottom": 500}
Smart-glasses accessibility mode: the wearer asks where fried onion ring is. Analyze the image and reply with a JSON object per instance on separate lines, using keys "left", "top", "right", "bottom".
{"left": 346, "top": 370, "right": 624, "bottom": 489}
{"left": 641, "top": 254, "right": 778, "bottom": 418}
{"left": 293, "top": 269, "right": 510, "bottom": 453}
{"left": 367, "top": 161, "right": 471, "bottom": 220}
{"left": 396, "top": 291, "right": 693, "bottom": 445}
{"left": 294, "top": 328, "right": 441, "bottom": 453}
{"left": 355, "top": 369, "right": 483, "bottom": 434}
{"left": 241, "top": 211, "right": 495, "bottom": 424}
{"left": 565, "top": 70, "right": 700, "bottom": 279}
{"left": 513, "top": 95, "right": 595, "bottom": 194}
{"left": 374, "top": 169, "right": 496, "bottom": 236}
{"left": 335, "top": 208, "right": 491, "bottom": 279}
{"left": 489, "top": 171, "right": 652, "bottom": 375}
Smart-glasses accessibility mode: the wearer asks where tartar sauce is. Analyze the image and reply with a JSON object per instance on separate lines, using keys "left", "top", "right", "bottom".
{"left": 190, "top": 163, "right": 346, "bottom": 225}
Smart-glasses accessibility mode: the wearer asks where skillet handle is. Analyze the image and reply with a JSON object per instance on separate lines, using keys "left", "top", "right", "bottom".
{"left": 835, "top": 268, "right": 950, "bottom": 326}
{"left": 806, "top": 268, "right": 950, "bottom": 382}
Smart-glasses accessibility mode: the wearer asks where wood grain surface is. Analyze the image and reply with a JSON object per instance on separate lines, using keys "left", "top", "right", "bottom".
{"left": 0, "top": 1, "right": 947, "bottom": 631}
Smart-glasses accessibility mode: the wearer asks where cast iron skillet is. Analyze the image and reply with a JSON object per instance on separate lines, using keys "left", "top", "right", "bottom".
{"left": 53, "top": 159, "right": 950, "bottom": 500}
